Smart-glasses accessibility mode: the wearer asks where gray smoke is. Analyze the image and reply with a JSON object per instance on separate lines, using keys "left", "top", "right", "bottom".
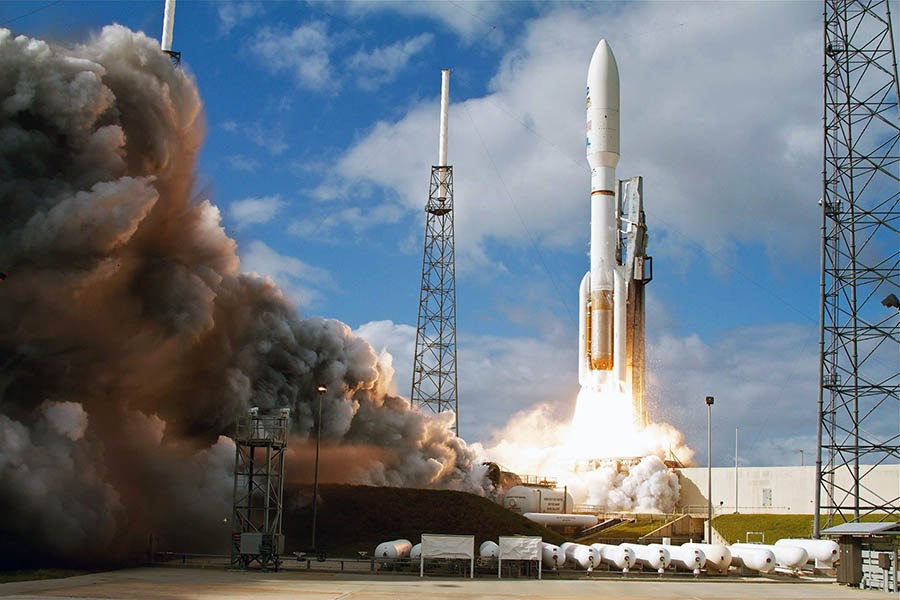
{"left": 0, "top": 25, "right": 485, "bottom": 565}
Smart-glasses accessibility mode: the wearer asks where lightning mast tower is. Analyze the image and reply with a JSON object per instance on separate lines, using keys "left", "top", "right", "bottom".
{"left": 411, "top": 70, "right": 459, "bottom": 434}
{"left": 160, "top": 0, "right": 180, "bottom": 65}
{"left": 815, "top": 0, "right": 900, "bottom": 535}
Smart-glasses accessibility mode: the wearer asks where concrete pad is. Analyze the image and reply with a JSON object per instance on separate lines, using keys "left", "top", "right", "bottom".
{"left": 0, "top": 567, "right": 887, "bottom": 600}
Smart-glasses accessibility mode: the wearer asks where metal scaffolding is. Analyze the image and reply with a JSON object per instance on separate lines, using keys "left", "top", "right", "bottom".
{"left": 231, "top": 409, "right": 289, "bottom": 569}
{"left": 411, "top": 164, "right": 459, "bottom": 434}
{"left": 815, "top": 0, "right": 900, "bottom": 536}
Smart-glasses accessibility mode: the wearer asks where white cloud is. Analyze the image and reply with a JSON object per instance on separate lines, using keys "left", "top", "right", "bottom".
{"left": 342, "top": 2, "right": 509, "bottom": 45}
{"left": 647, "top": 321, "right": 820, "bottom": 468}
{"left": 250, "top": 23, "right": 333, "bottom": 90}
{"left": 239, "top": 240, "right": 332, "bottom": 308}
{"left": 347, "top": 33, "right": 433, "bottom": 91}
{"left": 216, "top": 2, "right": 262, "bottom": 35}
{"left": 314, "top": 3, "right": 822, "bottom": 273}
{"left": 221, "top": 120, "right": 288, "bottom": 156}
{"left": 287, "top": 203, "right": 405, "bottom": 242}
{"left": 227, "top": 155, "right": 260, "bottom": 172}
{"left": 227, "top": 195, "right": 283, "bottom": 229}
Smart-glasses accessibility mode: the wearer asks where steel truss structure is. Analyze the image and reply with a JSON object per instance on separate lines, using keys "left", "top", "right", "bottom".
{"left": 231, "top": 411, "right": 289, "bottom": 569}
{"left": 411, "top": 165, "right": 459, "bottom": 434}
{"left": 815, "top": 0, "right": 900, "bottom": 535}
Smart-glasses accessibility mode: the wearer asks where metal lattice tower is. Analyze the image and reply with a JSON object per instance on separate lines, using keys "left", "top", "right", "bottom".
{"left": 412, "top": 69, "right": 459, "bottom": 434}
{"left": 815, "top": 0, "right": 900, "bottom": 536}
{"left": 231, "top": 409, "right": 289, "bottom": 569}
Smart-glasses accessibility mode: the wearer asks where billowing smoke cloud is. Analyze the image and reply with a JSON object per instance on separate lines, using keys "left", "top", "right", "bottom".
{"left": 475, "top": 403, "right": 693, "bottom": 513}
{"left": 567, "top": 456, "right": 681, "bottom": 513}
{"left": 0, "top": 26, "right": 484, "bottom": 565}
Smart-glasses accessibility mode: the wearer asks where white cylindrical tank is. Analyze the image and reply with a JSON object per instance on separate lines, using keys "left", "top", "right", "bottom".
{"left": 591, "top": 543, "right": 633, "bottom": 572}
{"left": 621, "top": 543, "right": 670, "bottom": 573}
{"left": 479, "top": 540, "right": 499, "bottom": 559}
{"left": 683, "top": 543, "right": 731, "bottom": 572}
{"left": 651, "top": 544, "right": 705, "bottom": 574}
{"left": 503, "top": 486, "right": 542, "bottom": 514}
{"left": 541, "top": 542, "right": 561, "bottom": 570}
{"left": 775, "top": 538, "right": 839, "bottom": 567}
{"left": 374, "top": 539, "right": 413, "bottom": 559}
{"left": 728, "top": 545, "right": 776, "bottom": 573}
{"left": 563, "top": 542, "right": 595, "bottom": 571}
{"left": 731, "top": 544, "right": 809, "bottom": 570}
{"left": 522, "top": 513, "right": 599, "bottom": 528}
{"left": 732, "top": 543, "right": 807, "bottom": 571}
{"left": 409, "top": 543, "right": 422, "bottom": 561}
{"left": 538, "top": 488, "right": 576, "bottom": 513}
{"left": 504, "top": 486, "right": 576, "bottom": 514}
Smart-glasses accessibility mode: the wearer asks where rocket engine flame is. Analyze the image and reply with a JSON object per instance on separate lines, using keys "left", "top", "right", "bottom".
{"left": 0, "top": 26, "right": 485, "bottom": 566}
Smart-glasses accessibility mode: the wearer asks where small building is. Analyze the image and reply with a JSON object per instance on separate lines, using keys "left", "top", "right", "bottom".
{"left": 821, "top": 522, "right": 899, "bottom": 592}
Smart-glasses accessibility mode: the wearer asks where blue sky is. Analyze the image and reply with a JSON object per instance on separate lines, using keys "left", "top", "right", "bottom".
{"left": 2, "top": 0, "right": 851, "bottom": 468}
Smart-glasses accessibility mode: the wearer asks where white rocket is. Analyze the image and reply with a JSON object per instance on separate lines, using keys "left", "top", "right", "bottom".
{"left": 579, "top": 39, "right": 624, "bottom": 388}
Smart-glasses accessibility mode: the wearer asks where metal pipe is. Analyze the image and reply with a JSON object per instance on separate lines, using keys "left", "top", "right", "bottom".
{"left": 311, "top": 386, "right": 326, "bottom": 550}
{"left": 734, "top": 427, "right": 739, "bottom": 513}
{"left": 707, "top": 407, "right": 711, "bottom": 541}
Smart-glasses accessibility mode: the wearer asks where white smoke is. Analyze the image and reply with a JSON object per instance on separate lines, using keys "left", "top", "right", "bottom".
{"left": 476, "top": 401, "right": 693, "bottom": 513}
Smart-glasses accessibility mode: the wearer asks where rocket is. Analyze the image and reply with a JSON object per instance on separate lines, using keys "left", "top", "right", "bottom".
{"left": 579, "top": 39, "right": 624, "bottom": 388}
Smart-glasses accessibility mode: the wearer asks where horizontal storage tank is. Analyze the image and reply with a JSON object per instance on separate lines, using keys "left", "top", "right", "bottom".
{"left": 503, "top": 486, "right": 541, "bottom": 514}
{"left": 523, "top": 513, "right": 599, "bottom": 528}
{"left": 732, "top": 543, "right": 808, "bottom": 571}
{"left": 541, "top": 542, "right": 561, "bottom": 569}
{"left": 562, "top": 542, "right": 594, "bottom": 570}
{"left": 409, "top": 542, "right": 422, "bottom": 561}
{"left": 621, "top": 543, "right": 670, "bottom": 573}
{"left": 775, "top": 538, "right": 839, "bottom": 568}
{"left": 374, "top": 539, "right": 412, "bottom": 559}
{"left": 479, "top": 540, "right": 499, "bottom": 559}
{"left": 683, "top": 543, "right": 731, "bottom": 572}
{"left": 591, "top": 542, "right": 633, "bottom": 572}
{"left": 503, "top": 486, "right": 575, "bottom": 514}
{"left": 728, "top": 544, "right": 776, "bottom": 573}
{"left": 650, "top": 544, "right": 705, "bottom": 574}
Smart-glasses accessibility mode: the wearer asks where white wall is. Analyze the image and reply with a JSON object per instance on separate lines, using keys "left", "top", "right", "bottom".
{"left": 676, "top": 464, "right": 899, "bottom": 515}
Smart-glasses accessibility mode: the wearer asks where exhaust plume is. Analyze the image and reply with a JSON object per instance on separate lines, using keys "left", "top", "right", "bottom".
{"left": 0, "top": 26, "right": 484, "bottom": 565}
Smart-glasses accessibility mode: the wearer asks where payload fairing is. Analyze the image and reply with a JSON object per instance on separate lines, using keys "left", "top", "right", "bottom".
{"left": 578, "top": 40, "right": 652, "bottom": 427}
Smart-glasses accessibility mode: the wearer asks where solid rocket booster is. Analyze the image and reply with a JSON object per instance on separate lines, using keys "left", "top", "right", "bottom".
{"left": 579, "top": 40, "right": 620, "bottom": 386}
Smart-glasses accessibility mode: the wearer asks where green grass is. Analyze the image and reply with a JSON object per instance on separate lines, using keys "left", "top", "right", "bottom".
{"left": 282, "top": 484, "right": 566, "bottom": 557}
{"left": 584, "top": 515, "right": 673, "bottom": 541}
{"left": 713, "top": 513, "right": 899, "bottom": 545}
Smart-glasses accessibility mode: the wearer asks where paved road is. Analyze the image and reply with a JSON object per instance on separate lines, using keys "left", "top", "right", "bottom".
{"left": 0, "top": 567, "right": 889, "bottom": 600}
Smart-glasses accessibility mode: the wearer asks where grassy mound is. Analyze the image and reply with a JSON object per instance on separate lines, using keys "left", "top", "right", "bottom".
{"left": 713, "top": 514, "right": 816, "bottom": 544}
{"left": 282, "top": 484, "right": 565, "bottom": 557}
{"left": 713, "top": 512, "right": 899, "bottom": 545}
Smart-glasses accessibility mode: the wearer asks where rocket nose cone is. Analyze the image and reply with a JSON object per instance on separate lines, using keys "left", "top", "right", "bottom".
{"left": 587, "top": 39, "right": 619, "bottom": 110}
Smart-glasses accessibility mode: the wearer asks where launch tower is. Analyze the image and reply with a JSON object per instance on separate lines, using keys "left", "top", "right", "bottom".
{"left": 815, "top": 0, "right": 899, "bottom": 534}
{"left": 411, "top": 70, "right": 459, "bottom": 434}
